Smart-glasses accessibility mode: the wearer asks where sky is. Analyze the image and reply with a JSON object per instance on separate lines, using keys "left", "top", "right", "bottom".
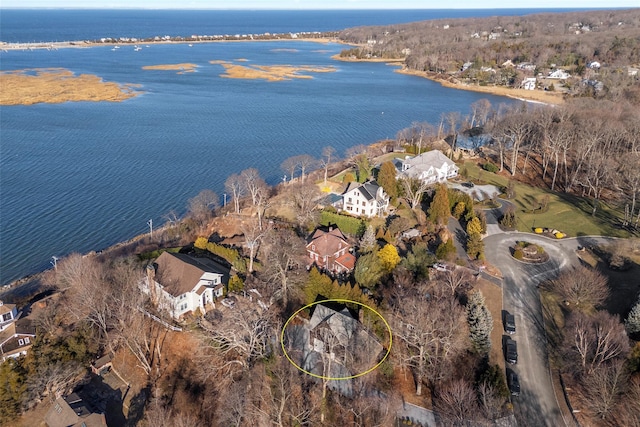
{"left": 1, "top": 0, "right": 638, "bottom": 9}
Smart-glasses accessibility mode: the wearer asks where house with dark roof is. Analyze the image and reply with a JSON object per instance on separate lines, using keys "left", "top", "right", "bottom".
{"left": 287, "top": 302, "right": 385, "bottom": 397}
{"left": 0, "top": 300, "right": 35, "bottom": 362}
{"left": 144, "top": 252, "right": 230, "bottom": 320}
{"left": 393, "top": 149, "right": 458, "bottom": 184}
{"left": 306, "top": 225, "right": 355, "bottom": 274}
{"left": 44, "top": 393, "right": 107, "bottom": 427}
{"left": 340, "top": 181, "right": 389, "bottom": 218}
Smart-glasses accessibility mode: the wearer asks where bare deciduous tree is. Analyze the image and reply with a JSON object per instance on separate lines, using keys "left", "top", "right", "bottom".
{"left": 577, "top": 359, "right": 628, "bottom": 422}
{"left": 399, "top": 176, "right": 430, "bottom": 209}
{"left": 319, "top": 146, "right": 336, "bottom": 185}
{"left": 240, "top": 168, "right": 266, "bottom": 207}
{"left": 187, "top": 189, "right": 219, "bottom": 229}
{"left": 288, "top": 182, "right": 321, "bottom": 227}
{"left": 434, "top": 379, "right": 480, "bottom": 427}
{"left": 564, "top": 310, "right": 630, "bottom": 375}
{"left": 549, "top": 266, "right": 609, "bottom": 312}
{"left": 225, "top": 173, "right": 246, "bottom": 214}
{"left": 261, "top": 229, "right": 306, "bottom": 307}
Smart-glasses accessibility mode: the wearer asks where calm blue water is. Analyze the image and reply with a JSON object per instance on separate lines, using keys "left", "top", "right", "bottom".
{"left": 0, "top": 9, "right": 584, "bottom": 285}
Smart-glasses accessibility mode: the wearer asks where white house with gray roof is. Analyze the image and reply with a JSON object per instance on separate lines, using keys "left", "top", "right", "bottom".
{"left": 394, "top": 149, "right": 459, "bottom": 184}
{"left": 340, "top": 181, "right": 389, "bottom": 218}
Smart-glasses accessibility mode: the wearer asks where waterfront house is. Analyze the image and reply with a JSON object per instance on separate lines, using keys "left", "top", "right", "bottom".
{"left": 0, "top": 300, "right": 35, "bottom": 362}
{"left": 45, "top": 393, "right": 107, "bottom": 427}
{"left": 522, "top": 77, "right": 537, "bottom": 90}
{"left": 394, "top": 149, "right": 459, "bottom": 185}
{"left": 548, "top": 69, "right": 571, "bottom": 79}
{"left": 340, "top": 181, "right": 390, "bottom": 218}
{"left": 306, "top": 225, "right": 355, "bottom": 274}
{"left": 144, "top": 252, "right": 230, "bottom": 320}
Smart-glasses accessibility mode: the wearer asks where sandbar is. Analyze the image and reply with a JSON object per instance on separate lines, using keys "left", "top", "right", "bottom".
{"left": 211, "top": 61, "right": 336, "bottom": 81}
{"left": 0, "top": 68, "right": 140, "bottom": 106}
{"left": 142, "top": 63, "right": 198, "bottom": 74}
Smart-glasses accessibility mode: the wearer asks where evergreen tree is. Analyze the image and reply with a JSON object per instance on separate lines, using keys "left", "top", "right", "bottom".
{"left": 428, "top": 183, "right": 451, "bottom": 225}
{"left": 377, "top": 161, "right": 398, "bottom": 199}
{"left": 467, "top": 290, "right": 493, "bottom": 355}
{"left": 354, "top": 252, "right": 384, "bottom": 290}
{"left": 466, "top": 216, "right": 483, "bottom": 235}
{"left": 453, "top": 201, "right": 466, "bottom": 219}
{"left": 466, "top": 232, "right": 485, "bottom": 260}
{"left": 436, "top": 238, "right": 456, "bottom": 260}
{"left": 626, "top": 299, "right": 640, "bottom": 335}
{"left": 359, "top": 225, "right": 377, "bottom": 254}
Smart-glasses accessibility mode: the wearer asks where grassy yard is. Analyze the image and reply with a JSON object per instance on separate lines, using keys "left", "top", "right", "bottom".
{"left": 460, "top": 161, "right": 632, "bottom": 238}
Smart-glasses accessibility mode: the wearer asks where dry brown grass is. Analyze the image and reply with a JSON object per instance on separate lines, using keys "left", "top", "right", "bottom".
{"left": 475, "top": 278, "right": 505, "bottom": 370}
{"left": 142, "top": 63, "right": 198, "bottom": 73}
{"left": 0, "top": 68, "right": 140, "bottom": 105}
{"left": 212, "top": 61, "right": 336, "bottom": 81}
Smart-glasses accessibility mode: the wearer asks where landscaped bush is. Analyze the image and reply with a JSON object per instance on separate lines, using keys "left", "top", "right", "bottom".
{"left": 534, "top": 227, "right": 543, "bottom": 233}
{"left": 513, "top": 248, "right": 524, "bottom": 260}
{"left": 554, "top": 232, "right": 565, "bottom": 239}
{"left": 483, "top": 162, "right": 499, "bottom": 173}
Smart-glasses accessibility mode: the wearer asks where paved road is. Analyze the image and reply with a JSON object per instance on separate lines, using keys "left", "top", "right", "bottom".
{"left": 483, "top": 233, "right": 616, "bottom": 427}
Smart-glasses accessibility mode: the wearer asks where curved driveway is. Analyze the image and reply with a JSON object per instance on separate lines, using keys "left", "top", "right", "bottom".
{"left": 483, "top": 232, "right": 616, "bottom": 427}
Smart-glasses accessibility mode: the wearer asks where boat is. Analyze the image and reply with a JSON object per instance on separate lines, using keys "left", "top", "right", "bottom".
{"left": 134, "top": 45, "right": 142, "bottom": 51}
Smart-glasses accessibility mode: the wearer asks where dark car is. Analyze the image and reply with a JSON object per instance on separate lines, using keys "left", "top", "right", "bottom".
{"left": 505, "top": 337, "right": 518, "bottom": 364}
{"left": 507, "top": 369, "right": 520, "bottom": 396}
{"left": 504, "top": 312, "right": 516, "bottom": 334}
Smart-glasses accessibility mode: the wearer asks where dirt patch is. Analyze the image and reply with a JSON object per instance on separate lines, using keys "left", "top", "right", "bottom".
{"left": 0, "top": 68, "right": 140, "bottom": 105}
{"left": 393, "top": 366, "right": 433, "bottom": 409}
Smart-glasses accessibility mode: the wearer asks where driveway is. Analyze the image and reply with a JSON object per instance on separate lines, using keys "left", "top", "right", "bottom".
{"left": 483, "top": 233, "right": 616, "bottom": 427}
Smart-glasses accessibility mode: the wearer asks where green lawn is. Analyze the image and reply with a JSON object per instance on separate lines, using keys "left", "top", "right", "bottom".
{"left": 461, "top": 161, "right": 632, "bottom": 238}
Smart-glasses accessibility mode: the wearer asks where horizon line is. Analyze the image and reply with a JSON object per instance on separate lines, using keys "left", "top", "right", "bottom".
{"left": 1, "top": 6, "right": 634, "bottom": 10}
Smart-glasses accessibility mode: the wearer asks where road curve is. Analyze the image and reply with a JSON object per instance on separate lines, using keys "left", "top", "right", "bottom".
{"left": 483, "top": 233, "right": 615, "bottom": 427}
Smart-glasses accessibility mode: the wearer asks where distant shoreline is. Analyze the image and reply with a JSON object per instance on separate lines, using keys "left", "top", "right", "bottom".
{"left": 0, "top": 33, "right": 346, "bottom": 51}
{"left": 331, "top": 54, "right": 564, "bottom": 105}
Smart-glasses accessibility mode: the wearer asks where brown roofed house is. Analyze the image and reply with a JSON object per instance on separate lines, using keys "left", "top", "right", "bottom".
{"left": 306, "top": 225, "right": 355, "bottom": 274}
{"left": 144, "top": 252, "right": 230, "bottom": 320}
{"left": 44, "top": 393, "right": 107, "bottom": 427}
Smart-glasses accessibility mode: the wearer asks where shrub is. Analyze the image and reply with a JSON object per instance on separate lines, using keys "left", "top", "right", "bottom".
{"left": 534, "top": 227, "right": 543, "bottom": 233}
{"left": 513, "top": 248, "right": 524, "bottom": 260}
{"left": 555, "top": 232, "right": 565, "bottom": 239}
{"left": 483, "top": 162, "right": 499, "bottom": 173}
{"left": 343, "top": 172, "right": 355, "bottom": 183}
{"left": 194, "top": 236, "right": 208, "bottom": 250}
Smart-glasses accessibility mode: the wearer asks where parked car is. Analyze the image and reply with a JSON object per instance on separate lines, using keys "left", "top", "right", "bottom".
{"left": 504, "top": 312, "right": 516, "bottom": 334}
{"left": 507, "top": 369, "right": 520, "bottom": 396}
{"left": 505, "top": 337, "right": 518, "bottom": 364}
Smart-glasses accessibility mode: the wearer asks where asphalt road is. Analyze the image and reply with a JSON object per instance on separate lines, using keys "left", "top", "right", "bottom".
{"left": 483, "top": 233, "right": 616, "bottom": 427}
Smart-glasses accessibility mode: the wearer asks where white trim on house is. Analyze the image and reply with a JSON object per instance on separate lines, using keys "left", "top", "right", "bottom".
{"left": 394, "top": 149, "right": 459, "bottom": 185}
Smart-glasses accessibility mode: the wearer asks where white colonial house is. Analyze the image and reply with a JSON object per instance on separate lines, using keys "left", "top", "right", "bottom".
{"left": 144, "top": 252, "right": 229, "bottom": 320}
{"left": 393, "top": 149, "right": 459, "bottom": 185}
{"left": 340, "top": 181, "right": 389, "bottom": 218}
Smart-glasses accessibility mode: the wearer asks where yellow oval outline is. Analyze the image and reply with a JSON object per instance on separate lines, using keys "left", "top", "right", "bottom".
{"left": 280, "top": 298, "right": 393, "bottom": 381}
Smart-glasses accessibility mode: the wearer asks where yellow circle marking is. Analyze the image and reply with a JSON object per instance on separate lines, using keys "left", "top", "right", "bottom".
{"left": 280, "top": 298, "right": 393, "bottom": 380}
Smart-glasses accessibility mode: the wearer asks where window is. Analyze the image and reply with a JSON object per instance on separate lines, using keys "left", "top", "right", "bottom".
{"left": 348, "top": 197, "right": 352, "bottom": 203}
{"left": 24, "top": 337, "right": 30, "bottom": 344}
{"left": 55, "top": 403, "right": 62, "bottom": 413}
{"left": 362, "top": 201, "right": 366, "bottom": 206}
{"left": 180, "top": 303, "right": 188, "bottom": 311}
{"left": 347, "top": 206, "right": 352, "bottom": 211}
{"left": 2, "top": 313, "right": 11, "bottom": 322}
{"left": 18, "top": 339, "right": 24, "bottom": 346}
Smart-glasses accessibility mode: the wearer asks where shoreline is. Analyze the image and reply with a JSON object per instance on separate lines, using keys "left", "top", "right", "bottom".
{"left": 331, "top": 54, "right": 564, "bottom": 105}
{"left": 0, "top": 35, "right": 348, "bottom": 51}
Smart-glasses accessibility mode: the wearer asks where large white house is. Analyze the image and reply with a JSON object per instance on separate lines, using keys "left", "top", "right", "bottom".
{"left": 340, "top": 181, "right": 389, "bottom": 218}
{"left": 144, "top": 252, "right": 229, "bottom": 320}
{"left": 393, "top": 149, "right": 459, "bottom": 184}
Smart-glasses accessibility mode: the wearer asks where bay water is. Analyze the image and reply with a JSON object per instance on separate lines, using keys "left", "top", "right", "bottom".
{"left": 0, "top": 8, "right": 581, "bottom": 284}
